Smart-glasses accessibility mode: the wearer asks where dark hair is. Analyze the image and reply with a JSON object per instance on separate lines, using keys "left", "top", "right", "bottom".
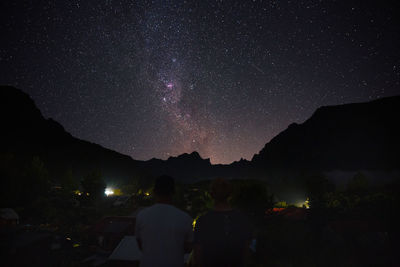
{"left": 153, "top": 175, "right": 175, "bottom": 196}
{"left": 210, "top": 178, "right": 232, "bottom": 202}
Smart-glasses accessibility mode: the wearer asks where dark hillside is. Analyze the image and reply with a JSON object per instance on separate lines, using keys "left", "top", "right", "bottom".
{"left": 252, "top": 96, "right": 400, "bottom": 172}
{"left": 0, "top": 85, "right": 144, "bottom": 183}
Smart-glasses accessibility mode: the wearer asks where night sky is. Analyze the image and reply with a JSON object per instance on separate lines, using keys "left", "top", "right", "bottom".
{"left": 1, "top": 1, "right": 399, "bottom": 164}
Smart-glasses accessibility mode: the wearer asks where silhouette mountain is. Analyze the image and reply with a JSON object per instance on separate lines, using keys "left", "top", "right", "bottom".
{"left": 136, "top": 152, "right": 251, "bottom": 182}
{"left": 0, "top": 86, "right": 240, "bottom": 183}
{"left": 138, "top": 152, "right": 211, "bottom": 180}
{"left": 1, "top": 85, "right": 399, "bottom": 186}
{"left": 252, "top": 96, "right": 400, "bottom": 172}
{"left": 0, "top": 85, "right": 144, "bottom": 183}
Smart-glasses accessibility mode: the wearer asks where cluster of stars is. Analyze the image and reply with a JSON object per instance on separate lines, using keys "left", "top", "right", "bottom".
{"left": 1, "top": 0, "right": 399, "bottom": 164}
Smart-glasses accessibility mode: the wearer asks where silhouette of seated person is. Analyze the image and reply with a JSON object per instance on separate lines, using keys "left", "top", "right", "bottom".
{"left": 135, "top": 175, "right": 193, "bottom": 267}
{"left": 193, "top": 178, "right": 252, "bottom": 267}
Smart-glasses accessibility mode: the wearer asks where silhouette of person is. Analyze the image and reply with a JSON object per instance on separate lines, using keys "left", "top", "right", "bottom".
{"left": 135, "top": 175, "right": 193, "bottom": 267}
{"left": 193, "top": 178, "right": 252, "bottom": 267}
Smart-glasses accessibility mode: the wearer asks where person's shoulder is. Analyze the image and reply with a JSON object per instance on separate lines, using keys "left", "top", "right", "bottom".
{"left": 170, "top": 205, "right": 192, "bottom": 220}
{"left": 136, "top": 205, "right": 155, "bottom": 219}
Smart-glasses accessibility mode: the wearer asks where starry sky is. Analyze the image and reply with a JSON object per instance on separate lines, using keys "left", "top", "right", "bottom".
{"left": 1, "top": 0, "right": 399, "bottom": 164}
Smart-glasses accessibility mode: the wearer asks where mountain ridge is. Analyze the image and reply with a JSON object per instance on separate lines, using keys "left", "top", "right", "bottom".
{"left": 1, "top": 85, "right": 399, "bottom": 185}
{"left": 252, "top": 95, "right": 400, "bottom": 172}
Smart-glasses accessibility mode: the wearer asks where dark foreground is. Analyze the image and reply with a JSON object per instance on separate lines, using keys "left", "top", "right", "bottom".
{"left": 2, "top": 209, "right": 398, "bottom": 266}
{"left": 2, "top": 178, "right": 399, "bottom": 266}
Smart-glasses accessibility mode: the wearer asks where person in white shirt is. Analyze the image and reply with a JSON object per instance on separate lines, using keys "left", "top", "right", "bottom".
{"left": 135, "top": 175, "right": 193, "bottom": 267}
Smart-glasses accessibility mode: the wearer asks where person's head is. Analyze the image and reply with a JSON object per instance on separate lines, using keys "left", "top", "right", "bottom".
{"left": 153, "top": 175, "right": 175, "bottom": 201}
{"left": 210, "top": 178, "right": 232, "bottom": 204}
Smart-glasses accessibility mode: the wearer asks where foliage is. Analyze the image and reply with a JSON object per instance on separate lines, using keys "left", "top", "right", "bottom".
{"left": 137, "top": 175, "right": 156, "bottom": 193}
{"left": 172, "top": 181, "right": 186, "bottom": 210}
{"left": 22, "top": 157, "right": 51, "bottom": 200}
{"left": 274, "top": 201, "right": 288, "bottom": 208}
{"left": 230, "top": 179, "right": 274, "bottom": 217}
{"left": 122, "top": 178, "right": 140, "bottom": 195}
{"left": 80, "top": 171, "right": 106, "bottom": 202}
{"left": 0, "top": 155, "right": 51, "bottom": 207}
{"left": 0, "top": 153, "right": 20, "bottom": 206}
{"left": 305, "top": 173, "right": 335, "bottom": 209}
{"left": 346, "top": 171, "right": 369, "bottom": 193}
{"left": 59, "top": 169, "right": 79, "bottom": 193}
{"left": 186, "top": 189, "right": 213, "bottom": 218}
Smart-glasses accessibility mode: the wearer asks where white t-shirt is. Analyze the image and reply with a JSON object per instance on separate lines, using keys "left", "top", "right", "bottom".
{"left": 135, "top": 203, "right": 193, "bottom": 267}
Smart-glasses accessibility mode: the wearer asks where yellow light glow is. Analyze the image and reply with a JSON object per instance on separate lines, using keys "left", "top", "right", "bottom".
{"left": 192, "top": 216, "right": 199, "bottom": 230}
{"left": 113, "top": 188, "right": 123, "bottom": 196}
{"left": 145, "top": 192, "right": 150, "bottom": 196}
{"left": 304, "top": 198, "right": 310, "bottom": 209}
{"left": 294, "top": 198, "right": 310, "bottom": 209}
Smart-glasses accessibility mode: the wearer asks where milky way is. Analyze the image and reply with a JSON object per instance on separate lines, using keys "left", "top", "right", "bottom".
{"left": 1, "top": 0, "right": 399, "bottom": 163}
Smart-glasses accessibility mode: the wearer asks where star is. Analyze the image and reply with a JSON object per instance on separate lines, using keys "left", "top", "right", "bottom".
{"left": 1, "top": 0, "right": 398, "bottom": 164}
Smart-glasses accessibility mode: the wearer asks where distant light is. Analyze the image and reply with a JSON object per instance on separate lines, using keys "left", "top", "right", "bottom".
{"left": 105, "top": 188, "right": 114, "bottom": 196}
{"left": 192, "top": 217, "right": 199, "bottom": 230}
{"left": 304, "top": 198, "right": 310, "bottom": 209}
{"left": 296, "top": 198, "right": 310, "bottom": 209}
{"left": 144, "top": 192, "right": 150, "bottom": 196}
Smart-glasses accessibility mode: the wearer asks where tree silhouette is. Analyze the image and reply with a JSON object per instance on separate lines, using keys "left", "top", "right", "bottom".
{"left": 230, "top": 179, "right": 273, "bottom": 216}
{"left": 81, "top": 171, "right": 106, "bottom": 201}
{"left": 346, "top": 172, "right": 369, "bottom": 194}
